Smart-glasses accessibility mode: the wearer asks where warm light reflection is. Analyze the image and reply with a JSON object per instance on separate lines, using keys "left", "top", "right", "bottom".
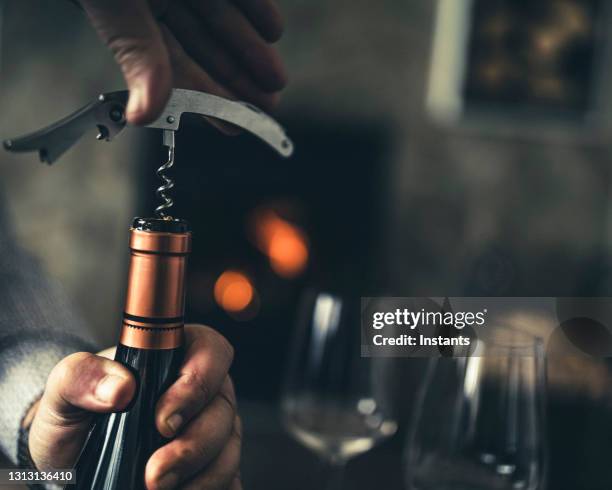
{"left": 252, "top": 210, "right": 309, "bottom": 278}
{"left": 214, "top": 270, "right": 254, "bottom": 313}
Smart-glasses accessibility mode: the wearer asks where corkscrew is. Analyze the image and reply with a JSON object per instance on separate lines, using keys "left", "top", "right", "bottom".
{"left": 3, "top": 88, "right": 293, "bottom": 218}
{"left": 156, "top": 130, "right": 175, "bottom": 218}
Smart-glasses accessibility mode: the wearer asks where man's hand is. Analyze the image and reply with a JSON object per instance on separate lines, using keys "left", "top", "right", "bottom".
{"left": 26, "top": 325, "right": 240, "bottom": 490}
{"left": 78, "top": 0, "right": 287, "bottom": 124}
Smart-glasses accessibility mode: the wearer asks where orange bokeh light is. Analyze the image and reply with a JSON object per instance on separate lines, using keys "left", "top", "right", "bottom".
{"left": 253, "top": 210, "right": 309, "bottom": 278}
{"left": 214, "top": 270, "right": 254, "bottom": 313}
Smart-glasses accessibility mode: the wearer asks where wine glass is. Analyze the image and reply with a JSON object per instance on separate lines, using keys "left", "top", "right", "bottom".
{"left": 405, "top": 331, "right": 547, "bottom": 490}
{"left": 281, "top": 291, "right": 398, "bottom": 489}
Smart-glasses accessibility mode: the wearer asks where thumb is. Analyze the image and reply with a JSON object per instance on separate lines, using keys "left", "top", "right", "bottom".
{"left": 29, "top": 352, "right": 136, "bottom": 471}
{"left": 79, "top": 0, "right": 172, "bottom": 124}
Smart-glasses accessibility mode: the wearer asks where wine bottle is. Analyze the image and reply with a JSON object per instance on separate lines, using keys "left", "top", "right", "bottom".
{"left": 70, "top": 217, "right": 191, "bottom": 490}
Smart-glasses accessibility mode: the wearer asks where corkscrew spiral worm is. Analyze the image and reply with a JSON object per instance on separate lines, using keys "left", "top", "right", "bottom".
{"left": 155, "top": 144, "right": 175, "bottom": 218}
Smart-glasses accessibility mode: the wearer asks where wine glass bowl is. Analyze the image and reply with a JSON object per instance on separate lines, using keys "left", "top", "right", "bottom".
{"left": 405, "top": 333, "right": 547, "bottom": 490}
{"left": 281, "top": 291, "right": 398, "bottom": 483}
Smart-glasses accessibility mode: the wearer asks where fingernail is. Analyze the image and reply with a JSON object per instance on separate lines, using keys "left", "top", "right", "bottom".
{"left": 95, "top": 374, "right": 126, "bottom": 403}
{"left": 166, "top": 413, "right": 183, "bottom": 434}
{"left": 157, "top": 472, "right": 178, "bottom": 490}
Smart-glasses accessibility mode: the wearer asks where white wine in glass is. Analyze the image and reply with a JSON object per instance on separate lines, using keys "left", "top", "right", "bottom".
{"left": 282, "top": 292, "right": 398, "bottom": 489}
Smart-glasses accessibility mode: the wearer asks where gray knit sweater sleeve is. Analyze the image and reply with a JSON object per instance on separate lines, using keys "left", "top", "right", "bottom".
{"left": 0, "top": 200, "right": 96, "bottom": 464}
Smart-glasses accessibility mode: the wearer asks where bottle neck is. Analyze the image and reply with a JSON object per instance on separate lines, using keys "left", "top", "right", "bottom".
{"left": 119, "top": 224, "right": 191, "bottom": 350}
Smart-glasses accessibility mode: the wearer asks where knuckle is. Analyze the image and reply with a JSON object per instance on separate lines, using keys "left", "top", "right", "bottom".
{"left": 106, "top": 35, "right": 167, "bottom": 77}
{"left": 182, "top": 371, "right": 212, "bottom": 403}
{"left": 42, "top": 403, "right": 92, "bottom": 429}
{"left": 193, "top": 325, "right": 235, "bottom": 364}
{"left": 178, "top": 441, "right": 209, "bottom": 465}
{"left": 107, "top": 34, "right": 148, "bottom": 58}
{"left": 49, "top": 352, "right": 95, "bottom": 385}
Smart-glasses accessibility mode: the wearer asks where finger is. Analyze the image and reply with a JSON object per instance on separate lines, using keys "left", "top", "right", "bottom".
{"left": 161, "top": 24, "right": 234, "bottom": 97}
{"left": 160, "top": 25, "right": 243, "bottom": 134}
{"left": 146, "top": 396, "right": 237, "bottom": 489}
{"left": 187, "top": 0, "right": 287, "bottom": 91}
{"left": 155, "top": 324, "right": 234, "bottom": 437}
{"left": 29, "top": 352, "right": 136, "bottom": 470}
{"left": 80, "top": 0, "right": 172, "bottom": 124}
{"left": 97, "top": 346, "right": 116, "bottom": 359}
{"left": 229, "top": 476, "right": 244, "bottom": 490}
{"left": 233, "top": 0, "right": 284, "bottom": 42}
{"left": 180, "top": 416, "right": 242, "bottom": 490}
{"left": 164, "top": 4, "right": 280, "bottom": 111}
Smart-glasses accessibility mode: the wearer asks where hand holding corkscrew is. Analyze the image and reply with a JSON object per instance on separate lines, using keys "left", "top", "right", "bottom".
{"left": 4, "top": 89, "right": 293, "bottom": 490}
{"left": 4, "top": 87, "right": 293, "bottom": 216}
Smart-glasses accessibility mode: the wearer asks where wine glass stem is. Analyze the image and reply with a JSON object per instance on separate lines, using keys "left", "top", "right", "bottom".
{"left": 322, "top": 459, "right": 346, "bottom": 490}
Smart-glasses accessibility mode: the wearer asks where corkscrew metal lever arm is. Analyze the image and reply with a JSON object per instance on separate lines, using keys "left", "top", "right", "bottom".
{"left": 3, "top": 88, "right": 294, "bottom": 164}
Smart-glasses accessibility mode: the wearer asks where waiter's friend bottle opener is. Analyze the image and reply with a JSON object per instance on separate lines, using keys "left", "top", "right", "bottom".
{"left": 4, "top": 89, "right": 293, "bottom": 490}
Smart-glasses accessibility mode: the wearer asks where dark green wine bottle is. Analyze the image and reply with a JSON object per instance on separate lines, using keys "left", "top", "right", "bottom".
{"left": 70, "top": 217, "right": 191, "bottom": 490}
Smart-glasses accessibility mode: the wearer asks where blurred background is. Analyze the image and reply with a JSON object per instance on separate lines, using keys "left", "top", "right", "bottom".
{"left": 3, "top": 0, "right": 612, "bottom": 488}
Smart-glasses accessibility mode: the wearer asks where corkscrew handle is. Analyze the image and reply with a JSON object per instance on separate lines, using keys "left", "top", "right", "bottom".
{"left": 3, "top": 88, "right": 293, "bottom": 164}
{"left": 3, "top": 93, "right": 128, "bottom": 164}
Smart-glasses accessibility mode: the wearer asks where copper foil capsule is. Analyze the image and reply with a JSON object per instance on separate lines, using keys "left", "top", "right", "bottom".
{"left": 119, "top": 218, "right": 191, "bottom": 350}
